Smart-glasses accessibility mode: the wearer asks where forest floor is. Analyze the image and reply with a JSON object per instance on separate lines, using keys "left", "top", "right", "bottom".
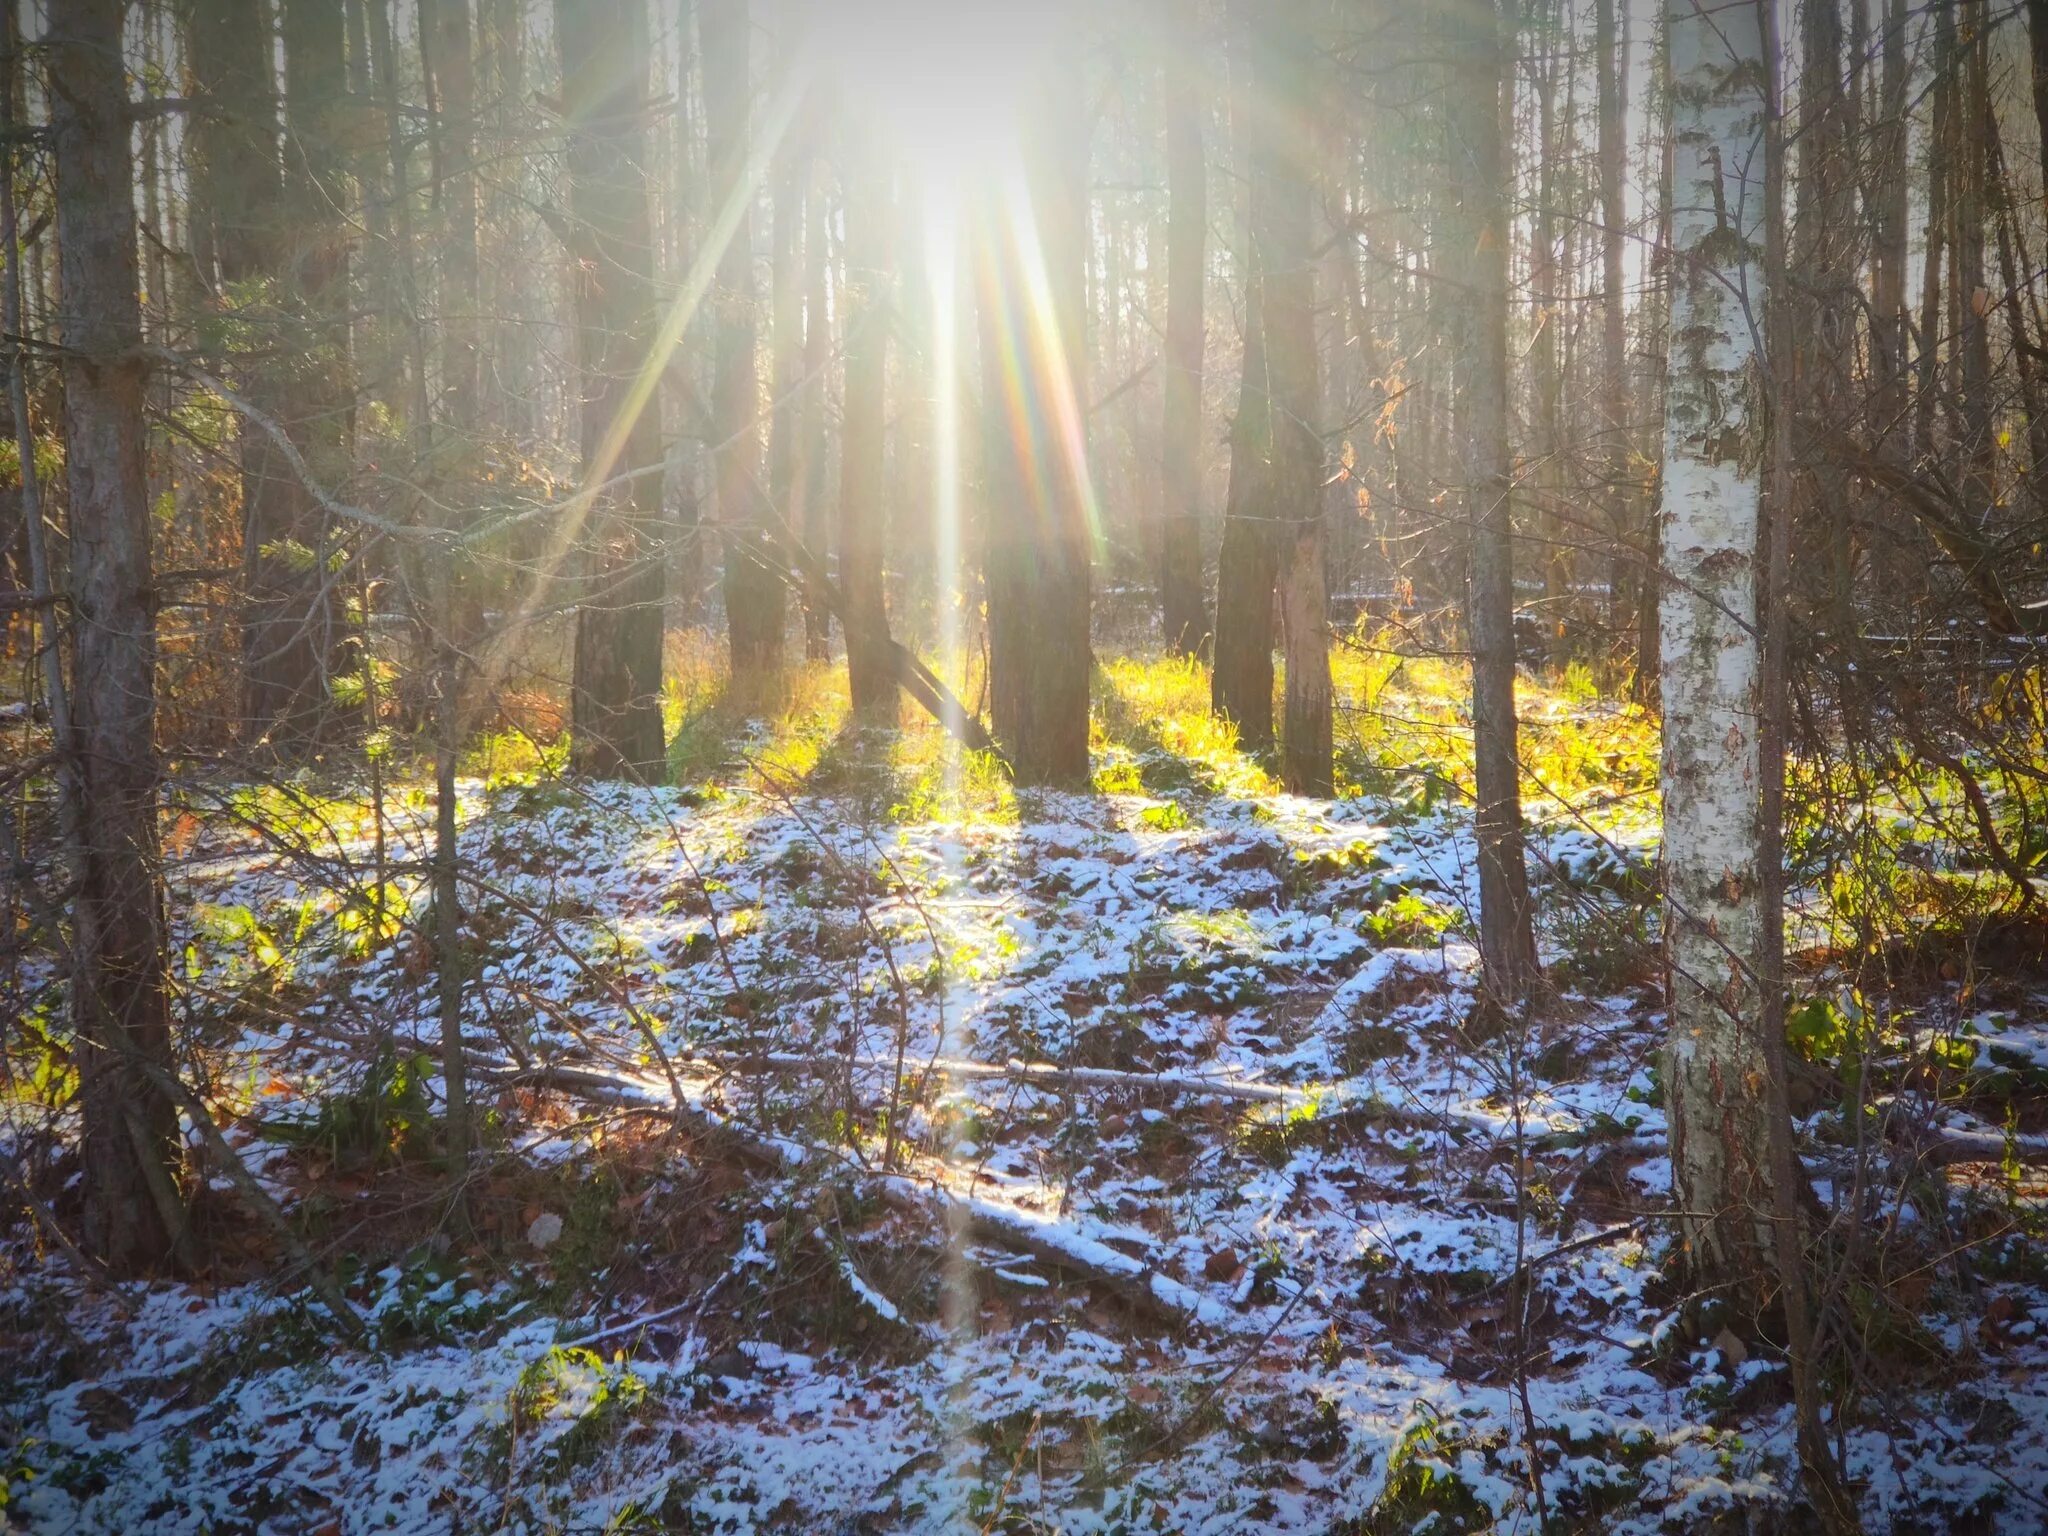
{"left": 4, "top": 646, "right": 2048, "bottom": 1534}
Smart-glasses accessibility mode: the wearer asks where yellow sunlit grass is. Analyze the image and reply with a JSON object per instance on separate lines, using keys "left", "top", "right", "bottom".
{"left": 1095, "top": 653, "right": 1279, "bottom": 801}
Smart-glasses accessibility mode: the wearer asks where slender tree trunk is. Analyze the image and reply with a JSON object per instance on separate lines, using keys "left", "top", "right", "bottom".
{"left": 50, "top": 0, "right": 187, "bottom": 1274}
{"left": 419, "top": 0, "right": 482, "bottom": 1175}
{"left": 1160, "top": 0, "right": 1210, "bottom": 659}
{"left": 1869, "top": 0, "right": 1910, "bottom": 443}
{"left": 1256, "top": 0, "right": 1329, "bottom": 795}
{"left": 1635, "top": 9, "right": 1673, "bottom": 703}
{"left": 1759, "top": 16, "right": 1858, "bottom": 1523}
{"left": 704, "top": 0, "right": 783, "bottom": 679}
{"left": 1445, "top": 0, "right": 1536, "bottom": 1001}
{"left": 423, "top": 0, "right": 481, "bottom": 429}
{"left": 1211, "top": 0, "right": 1277, "bottom": 746}
{"left": 2029, "top": 0, "right": 2048, "bottom": 208}
{"left": 1659, "top": 0, "right": 1776, "bottom": 1297}
{"left": 559, "top": 0, "right": 667, "bottom": 779}
{"left": 481, "top": 0, "right": 532, "bottom": 440}
{"left": 1916, "top": 2, "right": 1954, "bottom": 463}
{"left": 1596, "top": 0, "right": 1629, "bottom": 648}
{"left": 1529, "top": 0, "right": 1567, "bottom": 661}
{"left": 767, "top": 99, "right": 804, "bottom": 635}
{"left": 1988, "top": 103, "right": 2048, "bottom": 510}
{"left": 840, "top": 142, "right": 895, "bottom": 715}
{"left": 977, "top": 41, "right": 1094, "bottom": 785}
{"left": 1793, "top": 0, "right": 1856, "bottom": 629}
{"left": 1952, "top": 0, "right": 1993, "bottom": 515}
{"left": 799, "top": 145, "right": 833, "bottom": 662}
{"left": 242, "top": 0, "right": 355, "bottom": 751}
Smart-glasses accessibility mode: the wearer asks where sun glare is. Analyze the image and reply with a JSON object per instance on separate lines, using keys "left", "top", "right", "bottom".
{"left": 816, "top": 2, "right": 1055, "bottom": 199}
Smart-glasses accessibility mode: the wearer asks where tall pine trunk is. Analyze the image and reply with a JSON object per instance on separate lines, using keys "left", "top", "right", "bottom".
{"left": 1211, "top": 1, "right": 1276, "bottom": 746}
{"left": 1793, "top": 0, "right": 1855, "bottom": 627}
{"left": 1596, "top": 0, "right": 1630, "bottom": 651}
{"left": 799, "top": 145, "right": 833, "bottom": 662}
{"left": 1160, "top": 0, "right": 1210, "bottom": 659}
{"left": 977, "top": 40, "right": 1094, "bottom": 786}
{"left": 2030, "top": 0, "right": 2048, "bottom": 203}
{"left": 51, "top": 0, "right": 186, "bottom": 1273}
{"left": 705, "top": 0, "right": 783, "bottom": 680}
{"left": 423, "top": 0, "right": 481, "bottom": 429}
{"left": 560, "top": 0, "right": 667, "bottom": 779}
{"left": 240, "top": 0, "right": 355, "bottom": 751}
{"left": 1444, "top": 0, "right": 1535, "bottom": 1001}
{"left": 840, "top": 143, "right": 895, "bottom": 716}
{"left": 1869, "top": 0, "right": 1910, "bottom": 443}
{"left": 1951, "top": 0, "right": 1993, "bottom": 515}
{"left": 1255, "top": 0, "right": 1330, "bottom": 795}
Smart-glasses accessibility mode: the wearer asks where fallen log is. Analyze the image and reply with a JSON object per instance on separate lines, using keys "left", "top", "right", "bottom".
{"left": 704, "top": 1049, "right": 1306, "bottom": 1105}
{"left": 1895, "top": 1129, "right": 2048, "bottom": 1170}
{"left": 476, "top": 1059, "right": 1226, "bottom": 1328}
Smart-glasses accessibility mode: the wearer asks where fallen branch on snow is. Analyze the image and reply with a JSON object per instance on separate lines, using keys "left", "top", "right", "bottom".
{"left": 477, "top": 1059, "right": 1229, "bottom": 1329}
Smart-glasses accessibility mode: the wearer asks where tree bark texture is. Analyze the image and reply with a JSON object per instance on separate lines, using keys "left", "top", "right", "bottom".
{"left": 560, "top": 0, "right": 668, "bottom": 779}
{"left": 51, "top": 0, "right": 187, "bottom": 1273}
{"left": 1658, "top": 0, "right": 1777, "bottom": 1292}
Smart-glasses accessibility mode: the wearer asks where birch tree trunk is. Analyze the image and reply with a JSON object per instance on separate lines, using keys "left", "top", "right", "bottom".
{"left": 50, "top": 0, "right": 187, "bottom": 1273}
{"left": 1658, "top": 0, "right": 1775, "bottom": 1291}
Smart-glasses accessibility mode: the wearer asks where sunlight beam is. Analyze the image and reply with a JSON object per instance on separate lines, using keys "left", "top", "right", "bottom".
{"left": 499, "top": 55, "right": 814, "bottom": 656}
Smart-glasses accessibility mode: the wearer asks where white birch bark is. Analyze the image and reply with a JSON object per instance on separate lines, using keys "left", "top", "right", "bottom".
{"left": 1658, "top": 0, "right": 1775, "bottom": 1286}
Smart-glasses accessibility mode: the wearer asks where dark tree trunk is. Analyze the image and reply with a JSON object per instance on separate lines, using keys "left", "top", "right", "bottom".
{"left": 188, "top": 0, "right": 303, "bottom": 744}
{"left": 840, "top": 143, "right": 895, "bottom": 716}
{"left": 559, "top": 0, "right": 667, "bottom": 779}
{"left": 1869, "top": 0, "right": 1910, "bottom": 440}
{"left": 1211, "top": 300, "right": 1275, "bottom": 746}
{"left": 242, "top": 0, "right": 355, "bottom": 752}
{"left": 1160, "top": 0, "right": 1209, "bottom": 660}
{"left": 50, "top": 0, "right": 186, "bottom": 1274}
{"left": 1528, "top": 2, "right": 1566, "bottom": 660}
{"left": 1634, "top": 9, "right": 1673, "bottom": 704}
{"left": 1596, "top": 0, "right": 1630, "bottom": 650}
{"left": 2029, "top": 0, "right": 2048, "bottom": 204}
{"left": 1210, "top": 1, "right": 1276, "bottom": 747}
{"left": 421, "top": 0, "right": 482, "bottom": 1172}
{"left": 1952, "top": 0, "right": 1993, "bottom": 514}
{"left": 767, "top": 100, "right": 804, "bottom": 638}
{"left": 1444, "top": 0, "right": 1536, "bottom": 1000}
{"left": 423, "top": 0, "right": 481, "bottom": 430}
{"left": 188, "top": 0, "right": 279, "bottom": 288}
{"left": 704, "top": 0, "right": 783, "bottom": 679}
{"left": 1793, "top": 0, "right": 1856, "bottom": 626}
{"left": 800, "top": 144, "right": 833, "bottom": 662}
{"left": 977, "top": 50, "right": 1094, "bottom": 786}
{"left": 1255, "top": 0, "right": 1329, "bottom": 796}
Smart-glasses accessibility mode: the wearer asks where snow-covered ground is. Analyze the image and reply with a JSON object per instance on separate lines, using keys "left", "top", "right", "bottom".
{"left": 3, "top": 756, "right": 2043, "bottom": 1533}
